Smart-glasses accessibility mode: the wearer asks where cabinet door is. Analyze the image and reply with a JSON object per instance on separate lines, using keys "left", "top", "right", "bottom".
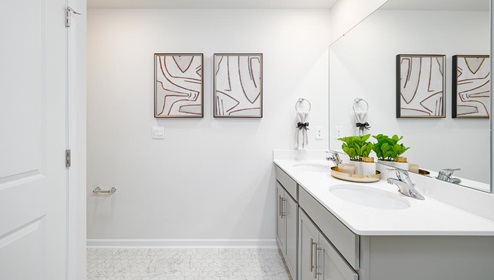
{"left": 285, "top": 193, "right": 298, "bottom": 278}
{"left": 319, "top": 236, "right": 358, "bottom": 280}
{"left": 299, "top": 210, "right": 320, "bottom": 280}
{"left": 276, "top": 183, "right": 286, "bottom": 253}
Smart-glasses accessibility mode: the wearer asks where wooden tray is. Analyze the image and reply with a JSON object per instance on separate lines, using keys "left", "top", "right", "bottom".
{"left": 418, "top": 169, "right": 430, "bottom": 175}
{"left": 330, "top": 166, "right": 381, "bottom": 183}
{"left": 409, "top": 168, "right": 431, "bottom": 176}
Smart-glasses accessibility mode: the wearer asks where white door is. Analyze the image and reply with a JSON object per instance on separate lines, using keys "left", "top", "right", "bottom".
{"left": 0, "top": 0, "right": 69, "bottom": 279}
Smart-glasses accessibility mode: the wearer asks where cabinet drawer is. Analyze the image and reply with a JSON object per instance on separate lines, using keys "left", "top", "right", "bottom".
{"left": 299, "top": 187, "right": 360, "bottom": 270}
{"left": 275, "top": 165, "right": 298, "bottom": 201}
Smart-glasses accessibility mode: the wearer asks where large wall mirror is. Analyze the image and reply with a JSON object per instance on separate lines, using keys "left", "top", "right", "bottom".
{"left": 329, "top": 0, "right": 491, "bottom": 192}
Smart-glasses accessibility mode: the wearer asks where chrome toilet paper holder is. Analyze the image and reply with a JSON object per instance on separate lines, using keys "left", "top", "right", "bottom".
{"left": 93, "top": 187, "right": 116, "bottom": 194}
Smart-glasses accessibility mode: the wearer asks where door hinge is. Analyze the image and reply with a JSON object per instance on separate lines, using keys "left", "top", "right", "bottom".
{"left": 65, "top": 149, "right": 71, "bottom": 168}
{"left": 65, "top": 7, "right": 81, "bottom": 28}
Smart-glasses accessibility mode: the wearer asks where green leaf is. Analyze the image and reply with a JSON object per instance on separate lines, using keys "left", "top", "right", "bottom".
{"left": 381, "top": 143, "right": 390, "bottom": 152}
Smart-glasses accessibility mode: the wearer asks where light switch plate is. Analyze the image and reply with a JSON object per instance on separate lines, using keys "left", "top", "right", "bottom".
{"left": 152, "top": 126, "right": 164, "bottom": 139}
{"left": 335, "top": 126, "right": 343, "bottom": 140}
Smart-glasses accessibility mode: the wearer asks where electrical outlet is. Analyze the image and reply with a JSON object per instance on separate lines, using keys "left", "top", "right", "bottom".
{"left": 315, "top": 126, "right": 323, "bottom": 140}
{"left": 335, "top": 126, "right": 344, "bottom": 140}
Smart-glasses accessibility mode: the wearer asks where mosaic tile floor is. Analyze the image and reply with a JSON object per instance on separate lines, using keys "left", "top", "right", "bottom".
{"left": 87, "top": 248, "right": 291, "bottom": 280}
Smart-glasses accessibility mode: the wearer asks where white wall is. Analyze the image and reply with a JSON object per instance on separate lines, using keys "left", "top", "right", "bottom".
{"left": 330, "top": 0, "right": 388, "bottom": 44}
{"left": 87, "top": 9, "right": 331, "bottom": 241}
{"left": 329, "top": 10, "right": 490, "bottom": 184}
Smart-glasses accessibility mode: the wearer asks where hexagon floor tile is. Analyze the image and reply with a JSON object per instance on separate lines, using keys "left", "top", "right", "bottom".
{"left": 87, "top": 248, "right": 291, "bottom": 280}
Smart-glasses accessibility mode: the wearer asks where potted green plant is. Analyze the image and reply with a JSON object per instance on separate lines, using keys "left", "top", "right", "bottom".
{"left": 338, "top": 134, "right": 375, "bottom": 175}
{"left": 372, "top": 134, "right": 409, "bottom": 161}
{"left": 372, "top": 134, "right": 410, "bottom": 174}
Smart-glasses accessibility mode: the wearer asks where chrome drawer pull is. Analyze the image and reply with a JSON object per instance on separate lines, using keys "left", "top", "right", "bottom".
{"left": 310, "top": 238, "right": 317, "bottom": 273}
{"left": 281, "top": 198, "right": 286, "bottom": 217}
{"left": 279, "top": 195, "right": 283, "bottom": 217}
{"left": 315, "top": 247, "right": 324, "bottom": 278}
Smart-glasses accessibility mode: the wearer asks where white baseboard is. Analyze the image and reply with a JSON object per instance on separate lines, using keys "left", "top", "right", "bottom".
{"left": 87, "top": 239, "right": 278, "bottom": 248}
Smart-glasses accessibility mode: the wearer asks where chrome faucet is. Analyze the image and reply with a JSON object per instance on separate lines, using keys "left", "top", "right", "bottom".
{"left": 387, "top": 169, "right": 425, "bottom": 200}
{"left": 436, "top": 168, "right": 461, "bottom": 184}
{"left": 325, "top": 150, "right": 342, "bottom": 166}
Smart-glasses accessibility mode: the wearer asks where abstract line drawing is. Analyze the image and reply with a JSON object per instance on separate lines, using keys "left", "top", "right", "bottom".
{"left": 213, "top": 53, "right": 263, "bottom": 118}
{"left": 396, "top": 54, "right": 446, "bottom": 118}
{"left": 452, "top": 55, "right": 490, "bottom": 118}
{"left": 154, "top": 53, "right": 203, "bottom": 118}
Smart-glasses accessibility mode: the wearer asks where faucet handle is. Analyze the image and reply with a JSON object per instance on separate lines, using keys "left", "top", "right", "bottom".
{"left": 325, "top": 150, "right": 342, "bottom": 165}
{"left": 395, "top": 168, "right": 410, "bottom": 180}
{"left": 387, "top": 167, "right": 409, "bottom": 177}
{"left": 438, "top": 168, "right": 461, "bottom": 178}
{"left": 441, "top": 168, "right": 460, "bottom": 174}
{"left": 437, "top": 168, "right": 461, "bottom": 182}
{"left": 387, "top": 167, "right": 413, "bottom": 185}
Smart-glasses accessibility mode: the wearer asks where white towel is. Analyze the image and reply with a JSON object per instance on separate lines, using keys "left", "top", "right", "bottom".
{"left": 353, "top": 99, "right": 370, "bottom": 136}
{"left": 296, "top": 112, "right": 309, "bottom": 149}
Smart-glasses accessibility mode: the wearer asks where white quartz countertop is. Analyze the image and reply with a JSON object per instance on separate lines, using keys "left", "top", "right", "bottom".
{"left": 274, "top": 159, "right": 494, "bottom": 236}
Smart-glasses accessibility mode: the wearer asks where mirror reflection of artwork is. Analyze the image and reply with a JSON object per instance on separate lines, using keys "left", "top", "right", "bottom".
{"left": 330, "top": 5, "right": 491, "bottom": 191}
{"left": 396, "top": 54, "right": 446, "bottom": 118}
{"left": 213, "top": 53, "right": 263, "bottom": 118}
{"left": 452, "top": 55, "right": 490, "bottom": 118}
{"left": 154, "top": 53, "right": 204, "bottom": 118}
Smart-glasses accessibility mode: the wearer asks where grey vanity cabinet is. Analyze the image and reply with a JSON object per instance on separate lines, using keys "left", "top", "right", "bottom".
{"left": 299, "top": 210, "right": 358, "bottom": 280}
{"left": 275, "top": 164, "right": 494, "bottom": 280}
{"left": 276, "top": 182, "right": 297, "bottom": 278}
{"left": 299, "top": 209, "right": 320, "bottom": 280}
{"left": 275, "top": 167, "right": 298, "bottom": 279}
{"left": 276, "top": 183, "right": 287, "bottom": 251}
{"left": 297, "top": 182, "right": 494, "bottom": 280}
{"left": 319, "top": 235, "right": 358, "bottom": 280}
{"left": 285, "top": 192, "right": 298, "bottom": 276}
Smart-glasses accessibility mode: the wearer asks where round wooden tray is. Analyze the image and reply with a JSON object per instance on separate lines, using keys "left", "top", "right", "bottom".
{"left": 330, "top": 166, "right": 381, "bottom": 183}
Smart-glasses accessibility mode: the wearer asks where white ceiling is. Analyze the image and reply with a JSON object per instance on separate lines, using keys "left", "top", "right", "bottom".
{"left": 87, "top": 0, "right": 338, "bottom": 9}
{"left": 87, "top": 0, "right": 489, "bottom": 11}
{"left": 382, "top": 0, "right": 489, "bottom": 11}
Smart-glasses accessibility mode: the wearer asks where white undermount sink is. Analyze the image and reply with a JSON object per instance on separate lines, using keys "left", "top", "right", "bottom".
{"left": 292, "top": 163, "right": 330, "bottom": 173}
{"left": 329, "top": 184, "right": 411, "bottom": 210}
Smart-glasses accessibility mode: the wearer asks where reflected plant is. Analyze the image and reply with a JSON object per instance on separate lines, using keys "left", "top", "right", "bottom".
{"left": 372, "top": 134, "right": 409, "bottom": 161}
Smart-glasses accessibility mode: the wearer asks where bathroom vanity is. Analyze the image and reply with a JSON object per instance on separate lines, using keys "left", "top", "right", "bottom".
{"left": 274, "top": 155, "right": 494, "bottom": 280}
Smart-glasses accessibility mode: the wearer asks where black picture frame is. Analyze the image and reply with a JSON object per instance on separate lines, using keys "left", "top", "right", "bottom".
{"left": 213, "top": 53, "right": 263, "bottom": 118}
{"left": 154, "top": 53, "right": 204, "bottom": 118}
{"left": 396, "top": 54, "right": 446, "bottom": 118}
{"left": 452, "top": 55, "right": 490, "bottom": 118}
